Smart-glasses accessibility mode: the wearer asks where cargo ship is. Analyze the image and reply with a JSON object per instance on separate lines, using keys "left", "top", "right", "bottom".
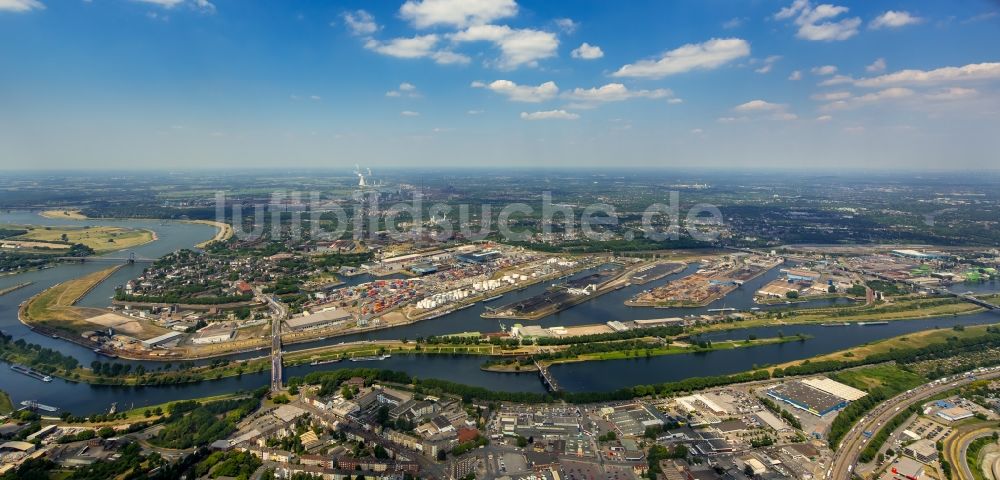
{"left": 350, "top": 354, "right": 392, "bottom": 362}
{"left": 310, "top": 358, "right": 343, "bottom": 366}
{"left": 482, "top": 294, "right": 504, "bottom": 302}
{"left": 11, "top": 364, "right": 52, "bottom": 382}
{"left": 93, "top": 348, "right": 119, "bottom": 359}
{"left": 20, "top": 400, "right": 58, "bottom": 412}
{"left": 821, "top": 322, "right": 850, "bottom": 327}
{"left": 856, "top": 321, "right": 889, "bottom": 326}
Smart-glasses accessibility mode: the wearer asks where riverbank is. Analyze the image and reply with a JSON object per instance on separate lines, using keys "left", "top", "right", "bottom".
{"left": 0, "top": 281, "right": 33, "bottom": 297}
{"left": 537, "top": 335, "right": 808, "bottom": 367}
{"left": 688, "top": 296, "right": 985, "bottom": 335}
{"left": 187, "top": 219, "right": 234, "bottom": 248}
{"left": 18, "top": 265, "right": 136, "bottom": 338}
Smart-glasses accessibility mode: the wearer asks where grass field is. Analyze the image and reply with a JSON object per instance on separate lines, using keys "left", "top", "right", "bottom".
{"left": 0, "top": 390, "right": 13, "bottom": 415}
{"left": 40, "top": 210, "right": 88, "bottom": 220}
{"left": 831, "top": 364, "right": 927, "bottom": 392}
{"left": 22, "top": 266, "right": 122, "bottom": 327}
{"left": 5, "top": 224, "right": 155, "bottom": 253}
{"left": 692, "top": 297, "right": 984, "bottom": 335}
{"left": 775, "top": 324, "right": 997, "bottom": 373}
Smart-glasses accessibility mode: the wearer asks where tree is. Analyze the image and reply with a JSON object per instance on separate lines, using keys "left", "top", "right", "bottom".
{"left": 786, "top": 290, "right": 799, "bottom": 299}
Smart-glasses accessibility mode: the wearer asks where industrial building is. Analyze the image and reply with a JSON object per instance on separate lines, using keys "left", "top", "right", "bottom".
{"left": 141, "top": 331, "right": 184, "bottom": 349}
{"left": 801, "top": 377, "right": 868, "bottom": 401}
{"left": 191, "top": 326, "right": 236, "bottom": 345}
{"left": 766, "top": 380, "right": 849, "bottom": 416}
{"left": 902, "top": 439, "right": 938, "bottom": 463}
{"left": 286, "top": 308, "right": 352, "bottom": 331}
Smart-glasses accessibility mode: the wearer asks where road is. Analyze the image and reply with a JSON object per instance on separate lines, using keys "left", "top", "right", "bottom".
{"left": 944, "top": 425, "right": 996, "bottom": 480}
{"left": 828, "top": 369, "right": 1000, "bottom": 480}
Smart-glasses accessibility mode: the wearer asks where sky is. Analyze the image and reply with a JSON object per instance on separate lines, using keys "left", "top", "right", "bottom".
{"left": 1, "top": 0, "right": 999, "bottom": 171}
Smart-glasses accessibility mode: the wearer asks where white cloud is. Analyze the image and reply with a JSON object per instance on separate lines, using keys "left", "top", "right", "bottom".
{"left": 612, "top": 38, "right": 750, "bottom": 79}
{"left": 690, "top": 128, "right": 705, "bottom": 134}
{"left": 132, "top": 0, "right": 184, "bottom": 7}
{"left": 364, "top": 35, "right": 469, "bottom": 65}
{"left": 774, "top": 0, "right": 861, "bottom": 42}
{"left": 755, "top": 55, "right": 782, "bottom": 74}
{"left": 451, "top": 24, "right": 558, "bottom": 69}
{"left": 722, "top": 17, "right": 745, "bottom": 29}
{"left": 475, "top": 79, "right": 558, "bottom": 103}
{"left": 571, "top": 42, "right": 604, "bottom": 60}
{"left": 854, "top": 62, "right": 1000, "bottom": 87}
{"left": 309, "top": 95, "right": 322, "bottom": 101}
{"left": 554, "top": 18, "right": 578, "bottom": 33}
{"left": 520, "top": 110, "right": 579, "bottom": 120}
{"left": 820, "top": 87, "right": 915, "bottom": 110}
{"left": 811, "top": 91, "right": 852, "bottom": 101}
{"left": 400, "top": 0, "right": 517, "bottom": 29}
{"left": 365, "top": 35, "right": 439, "bottom": 59}
{"left": 386, "top": 83, "right": 421, "bottom": 98}
{"left": 964, "top": 11, "right": 998, "bottom": 24}
{"left": 717, "top": 116, "right": 745, "bottom": 123}
{"left": 788, "top": 70, "right": 803, "bottom": 81}
{"left": 430, "top": 51, "right": 471, "bottom": 65}
{"left": 816, "top": 115, "right": 833, "bottom": 121}
{"left": 193, "top": 0, "right": 214, "bottom": 13}
{"left": 870, "top": 10, "right": 922, "bottom": 29}
{"left": 400, "top": 110, "right": 420, "bottom": 117}
{"left": 668, "top": 98, "right": 684, "bottom": 104}
{"left": 0, "top": 0, "right": 44, "bottom": 11}
{"left": 866, "top": 58, "right": 886, "bottom": 73}
{"left": 925, "top": 87, "right": 978, "bottom": 101}
{"left": 732, "top": 99, "right": 797, "bottom": 120}
{"left": 343, "top": 10, "right": 379, "bottom": 36}
{"left": 843, "top": 126, "right": 865, "bottom": 133}
{"left": 811, "top": 65, "right": 837, "bottom": 75}
{"left": 734, "top": 100, "right": 785, "bottom": 112}
{"left": 467, "top": 109, "right": 485, "bottom": 115}
{"left": 563, "top": 83, "right": 672, "bottom": 107}
{"left": 132, "top": 0, "right": 213, "bottom": 10}
{"left": 819, "top": 74, "right": 854, "bottom": 86}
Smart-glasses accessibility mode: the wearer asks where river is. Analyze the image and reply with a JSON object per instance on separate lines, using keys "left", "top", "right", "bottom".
{"left": 1, "top": 211, "right": 997, "bottom": 414}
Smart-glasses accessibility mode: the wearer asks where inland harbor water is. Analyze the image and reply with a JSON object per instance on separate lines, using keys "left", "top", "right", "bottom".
{"left": 0, "top": 210, "right": 997, "bottom": 414}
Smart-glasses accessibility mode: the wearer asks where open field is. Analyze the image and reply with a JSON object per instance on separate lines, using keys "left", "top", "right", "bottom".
{"left": 4, "top": 224, "right": 155, "bottom": 253}
{"left": 19, "top": 266, "right": 168, "bottom": 340}
{"left": 831, "top": 364, "right": 927, "bottom": 392}
{"left": 40, "top": 209, "right": 88, "bottom": 220}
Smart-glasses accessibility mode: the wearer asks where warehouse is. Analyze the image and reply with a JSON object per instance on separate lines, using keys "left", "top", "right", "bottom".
{"left": 141, "top": 331, "right": 184, "bottom": 349}
{"left": 191, "top": 326, "right": 235, "bottom": 345}
{"left": 766, "top": 381, "right": 848, "bottom": 416}
{"left": 286, "top": 308, "right": 352, "bottom": 331}
{"left": 801, "top": 377, "right": 868, "bottom": 401}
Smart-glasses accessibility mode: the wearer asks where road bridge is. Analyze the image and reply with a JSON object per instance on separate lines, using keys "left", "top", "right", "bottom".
{"left": 534, "top": 360, "right": 561, "bottom": 393}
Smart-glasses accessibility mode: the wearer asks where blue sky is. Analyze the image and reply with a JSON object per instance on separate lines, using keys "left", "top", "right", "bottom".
{"left": 1, "top": 0, "right": 999, "bottom": 170}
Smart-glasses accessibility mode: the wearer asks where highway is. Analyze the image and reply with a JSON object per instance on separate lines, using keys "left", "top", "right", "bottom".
{"left": 828, "top": 368, "right": 1000, "bottom": 480}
